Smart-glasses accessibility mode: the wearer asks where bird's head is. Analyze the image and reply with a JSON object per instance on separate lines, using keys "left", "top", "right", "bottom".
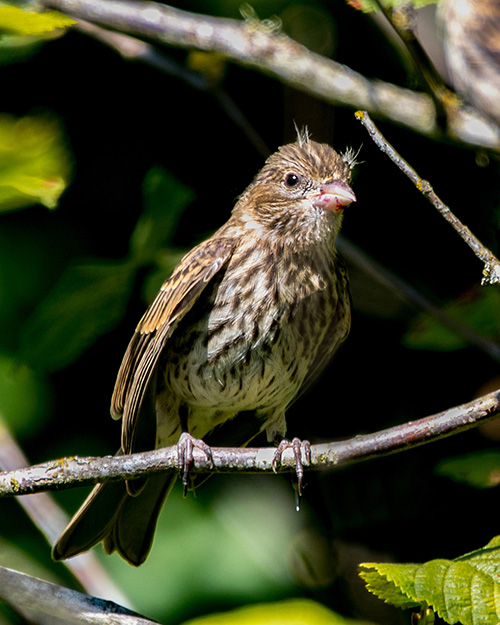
{"left": 235, "top": 133, "right": 357, "bottom": 245}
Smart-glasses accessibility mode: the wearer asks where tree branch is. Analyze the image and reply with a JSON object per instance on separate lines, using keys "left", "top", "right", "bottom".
{"left": 356, "top": 110, "right": 500, "bottom": 285}
{"left": 0, "top": 566, "right": 157, "bottom": 625}
{"left": 39, "top": 0, "right": 500, "bottom": 151}
{"left": 2, "top": 388, "right": 500, "bottom": 498}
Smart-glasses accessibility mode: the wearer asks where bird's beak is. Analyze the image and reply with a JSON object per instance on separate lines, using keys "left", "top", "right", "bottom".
{"left": 313, "top": 180, "right": 356, "bottom": 212}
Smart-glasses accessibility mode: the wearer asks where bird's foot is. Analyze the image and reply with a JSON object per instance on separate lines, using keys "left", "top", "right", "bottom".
{"left": 177, "top": 432, "right": 214, "bottom": 497}
{"left": 272, "top": 437, "right": 311, "bottom": 498}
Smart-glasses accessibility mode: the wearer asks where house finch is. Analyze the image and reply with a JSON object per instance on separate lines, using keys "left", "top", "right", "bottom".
{"left": 439, "top": 0, "right": 500, "bottom": 126}
{"left": 52, "top": 132, "right": 356, "bottom": 566}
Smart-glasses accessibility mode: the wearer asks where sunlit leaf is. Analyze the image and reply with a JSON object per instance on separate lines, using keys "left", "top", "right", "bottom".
{"left": 360, "top": 536, "right": 500, "bottom": 625}
{"left": 0, "top": 4, "right": 75, "bottom": 37}
{"left": 436, "top": 451, "right": 500, "bottom": 488}
{"left": 403, "top": 287, "right": 500, "bottom": 351}
{"left": 130, "top": 166, "right": 195, "bottom": 263}
{"left": 20, "top": 261, "right": 135, "bottom": 371}
{"left": 0, "top": 114, "right": 72, "bottom": 211}
{"left": 182, "top": 598, "right": 370, "bottom": 625}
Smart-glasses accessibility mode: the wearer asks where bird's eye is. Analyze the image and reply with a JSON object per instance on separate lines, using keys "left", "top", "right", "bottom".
{"left": 284, "top": 173, "right": 301, "bottom": 188}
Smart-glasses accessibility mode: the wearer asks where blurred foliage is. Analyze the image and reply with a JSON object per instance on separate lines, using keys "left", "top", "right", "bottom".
{"left": 0, "top": 2, "right": 75, "bottom": 64}
{"left": 182, "top": 598, "right": 371, "bottom": 625}
{"left": 0, "top": 4, "right": 75, "bottom": 36}
{"left": 436, "top": 451, "right": 500, "bottom": 488}
{"left": 131, "top": 165, "right": 195, "bottom": 263}
{"left": 1, "top": 0, "right": 500, "bottom": 624}
{"left": 360, "top": 536, "right": 500, "bottom": 625}
{"left": 0, "top": 355, "right": 53, "bottom": 437}
{"left": 404, "top": 286, "right": 500, "bottom": 350}
{"left": 103, "top": 477, "right": 307, "bottom": 621}
{"left": 186, "top": 51, "right": 227, "bottom": 86}
{"left": 19, "top": 167, "right": 192, "bottom": 372}
{"left": 0, "top": 114, "right": 71, "bottom": 212}
{"left": 20, "top": 260, "right": 136, "bottom": 371}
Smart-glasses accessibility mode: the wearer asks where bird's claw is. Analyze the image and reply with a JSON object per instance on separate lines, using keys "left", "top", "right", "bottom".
{"left": 177, "top": 432, "right": 214, "bottom": 496}
{"left": 272, "top": 437, "right": 311, "bottom": 497}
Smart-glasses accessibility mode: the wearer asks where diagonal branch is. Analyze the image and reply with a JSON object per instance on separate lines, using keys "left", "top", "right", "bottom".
{"left": 0, "top": 566, "right": 156, "bottom": 625}
{"left": 40, "top": 0, "right": 500, "bottom": 151}
{"left": 2, "top": 388, "right": 500, "bottom": 498}
{"left": 356, "top": 110, "right": 500, "bottom": 285}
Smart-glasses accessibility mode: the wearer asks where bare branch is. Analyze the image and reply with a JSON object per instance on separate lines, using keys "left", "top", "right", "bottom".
{"left": 0, "top": 566, "right": 157, "bottom": 625}
{"left": 39, "top": 0, "right": 500, "bottom": 151}
{"left": 2, "top": 388, "right": 500, "bottom": 498}
{"left": 356, "top": 110, "right": 500, "bottom": 285}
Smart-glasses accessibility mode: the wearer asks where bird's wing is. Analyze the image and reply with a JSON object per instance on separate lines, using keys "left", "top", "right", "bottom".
{"left": 111, "top": 235, "right": 236, "bottom": 454}
{"left": 298, "top": 255, "right": 351, "bottom": 398}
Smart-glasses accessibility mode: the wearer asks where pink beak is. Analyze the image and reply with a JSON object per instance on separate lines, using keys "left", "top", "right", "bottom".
{"left": 313, "top": 180, "right": 356, "bottom": 212}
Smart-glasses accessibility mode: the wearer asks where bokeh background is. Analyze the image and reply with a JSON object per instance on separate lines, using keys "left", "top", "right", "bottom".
{"left": 2, "top": 1, "right": 500, "bottom": 623}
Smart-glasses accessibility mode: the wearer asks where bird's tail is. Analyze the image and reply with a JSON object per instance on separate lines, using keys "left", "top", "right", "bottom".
{"left": 52, "top": 473, "right": 176, "bottom": 566}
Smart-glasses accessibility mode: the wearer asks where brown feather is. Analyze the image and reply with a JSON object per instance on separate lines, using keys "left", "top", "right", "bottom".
{"left": 110, "top": 237, "right": 236, "bottom": 441}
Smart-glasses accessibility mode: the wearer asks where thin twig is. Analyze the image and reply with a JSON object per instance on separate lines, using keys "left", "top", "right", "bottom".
{"left": 39, "top": 0, "right": 500, "bottom": 151}
{"left": 355, "top": 110, "right": 500, "bottom": 285}
{"left": 1, "top": 388, "right": 499, "bottom": 498}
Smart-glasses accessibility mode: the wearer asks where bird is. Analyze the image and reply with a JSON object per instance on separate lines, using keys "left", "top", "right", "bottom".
{"left": 52, "top": 131, "right": 356, "bottom": 566}
{"left": 439, "top": 0, "right": 500, "bottom": 127}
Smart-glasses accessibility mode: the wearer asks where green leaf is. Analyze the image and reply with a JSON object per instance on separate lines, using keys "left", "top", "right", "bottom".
{"left": 130, "top": 166, "right": 195, "bottom": 263}
{"left": 0, "top": 114, "right": 72, "bottom": 211}
{"left": 359, "top": 563, "right": 421, "bottom": 610}
{"left": 0, "top": 4, "right": 75, "bottom": 36}
{"left": 182, "top": 598, "right": 370, "bottom": 625}
{"left": 436, "top": 451, "right": 500, "bottom": 488}
{"left": 360, "top": 536, "right": 500, "bottom": 624}
{"left": 20, "top": 260, "right": 135, "bottom": 372}
{"left": 403, "top": 287, "right": 500, "bottom": 351}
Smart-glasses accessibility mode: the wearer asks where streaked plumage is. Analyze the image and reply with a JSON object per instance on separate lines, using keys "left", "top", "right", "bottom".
{"left": 53, "top": 134, "right": 356, "bottom": 566}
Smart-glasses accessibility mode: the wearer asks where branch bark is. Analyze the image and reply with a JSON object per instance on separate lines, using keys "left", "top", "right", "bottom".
{"left": 0, "top": 566, "right": 156, "bottom": 625}
{"left": 2, "top": 388, "right": 500, "bottom": 498}
{"left": 40, "top": 0, "right": 500, "bottom": 151}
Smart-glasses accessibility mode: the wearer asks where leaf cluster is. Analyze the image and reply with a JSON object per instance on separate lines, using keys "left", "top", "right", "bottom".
{"left": 361, "top": 536, "right": 500, "bottom": 625}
